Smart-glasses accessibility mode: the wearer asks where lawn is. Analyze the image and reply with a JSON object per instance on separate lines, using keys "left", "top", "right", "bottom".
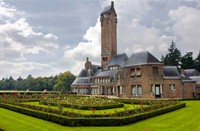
{"left": 0, "top": 101, "right": 199, "bottom": 131}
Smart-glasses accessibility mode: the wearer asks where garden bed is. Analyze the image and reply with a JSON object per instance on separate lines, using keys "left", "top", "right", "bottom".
{"left": 0, "top": 102, "right": 185, "bottom": 126}
{"left": 0, "top": 94, "right": 186, "bottom": 126}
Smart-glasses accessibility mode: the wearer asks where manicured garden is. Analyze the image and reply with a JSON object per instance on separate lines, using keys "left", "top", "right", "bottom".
{"left": 0, "top": 93, "right": 186, "bottom": 127}
{"left": 0, "top": 101, "right": 199, "bottom": 131}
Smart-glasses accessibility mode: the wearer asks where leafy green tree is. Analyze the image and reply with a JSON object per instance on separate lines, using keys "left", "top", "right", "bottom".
{"left": 180, "top": 52, "right": 195, "bottom": 69}
{"left": 0, "top": 71, "right": 74, "bottom": 91}
{"left": 53, "top": 71, "right": 75, "bottom": 92}
{"left": 162, "top": 40, "right": 181, "bottom": 67}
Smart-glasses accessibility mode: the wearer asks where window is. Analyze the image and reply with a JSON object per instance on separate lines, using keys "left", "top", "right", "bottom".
{"left": 110, "top": 66, "right": 118, "bottom": 70}
{"left": 151, "top": 85, "right": 155, "bottom": 94}
{"left": 91, "top": 87, "right": 98, "bottom": 94}
{"left": 169, "top": 84, "right": 175, "bottom": 91}
{"left": 107, "top": 87, "right": 111, "bottom": 95}
{"left": 132, "top": 86, "right": 137, "bottom": 96}
{"left": 136, "top": 68, "right": 141, "bottom": 77}
{"left": 100, "top": 78, "right": 102, "bottom": 83}
{"left": 137, "top": 85, "right": 142, "bottom": 96}
{"left": 113, "top": 87, "right": 116, "bottom": 93}
{"left": 131, "top": 68, "right": 136, "bottom": 77}
{"left": 131, "top": 68, "right": 141, "bottom": 77}
{"left": 152, "top": 67, "right": 158, "bottom": 75}
{"left": 120, "top": 85, "right": 124, "bottom": 94}
{"left": 103, "top": 57, "right": 108, "bottom": 61}
{"left": 132, "top": 85, "right": 142, "bottom": 96}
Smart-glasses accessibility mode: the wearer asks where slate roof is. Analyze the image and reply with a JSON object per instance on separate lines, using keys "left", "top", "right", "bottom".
{"left": 189, "top": 76, "right": 200, "bottom": 83}
{"left": 183, "top": 69, "right": 200, "bottom": 77}
{"left": 181, "top": 69, "right": 200, "bottom": 83}
{"left": 124, "top": 51, "right": 160, "bottom": 67}
{"left": 72, "top": 77, "right": 91, "bottom": 86}
{"left": 78, "top": 69, "right": 94, "bottom": 77}
{"left": 181, "top": 77, "right": 196, "bottom": 83}
{"left": 96, "top": 70, "right": 119, "bottom": 82}
{"left": 101, "top": 1, "right": 116, "bottom": 15}
{"left": 163, "top": 66, "right": 180, "bottom": 79}
{"left": 96, "top": 70, "right": 119, "bottom": 77}
{"left": 72, "top": 65, "right": 100, "bottom": 86}
{"left": 104, "top": 53, "right": 128, "bottom": 70}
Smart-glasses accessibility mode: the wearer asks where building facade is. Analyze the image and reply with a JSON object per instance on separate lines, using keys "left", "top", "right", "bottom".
{"left": 71, "top": 1, "right": 200, "bottom": 99}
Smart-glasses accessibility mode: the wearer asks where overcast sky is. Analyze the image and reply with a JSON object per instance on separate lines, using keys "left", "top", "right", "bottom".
{"left": 0, "top": 0, "right": 200, "bottom": 79}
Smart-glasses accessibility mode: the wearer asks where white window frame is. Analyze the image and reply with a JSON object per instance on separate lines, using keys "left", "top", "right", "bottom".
{"left": 169, "top": 84, "right": 175, "bottom": 91}
{"left": 132, "top": 85, "right": 142, "bottom": 96}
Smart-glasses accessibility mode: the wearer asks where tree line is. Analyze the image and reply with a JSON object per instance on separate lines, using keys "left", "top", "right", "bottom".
{"left": 161, "top": 40, "right": 200, "bottom": 72}
{"left": 0, "top": 71, "right": 76, "bottom": 92}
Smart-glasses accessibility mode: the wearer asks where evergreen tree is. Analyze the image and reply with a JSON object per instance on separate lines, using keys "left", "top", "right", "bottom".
{"left": 194, "top": 51, "right": 200, "bottom": 72}
{"left": 180, "top": 52, "right": 195, "bottom": 69}
{"left": 162, "top": 40, "right": 181, "bottom": 67}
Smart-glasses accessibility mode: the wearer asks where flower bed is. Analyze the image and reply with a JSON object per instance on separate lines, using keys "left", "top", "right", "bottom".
{"left": 39, "top": 96, "right": 124, "bottom": 110}
{"left": 0, "top": 93, "right": 186, "bottom": 126}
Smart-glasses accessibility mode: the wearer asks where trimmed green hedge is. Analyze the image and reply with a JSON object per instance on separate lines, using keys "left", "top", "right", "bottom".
{"left": 39, "top": 101, "right": 124, "bottom": 110}
{"left": 0, "top": 102, "right": 185, "bottom": 126}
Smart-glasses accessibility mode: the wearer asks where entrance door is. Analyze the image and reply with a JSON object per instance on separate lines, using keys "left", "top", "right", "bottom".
{"left": 155, "top": 85, "right": 161, "bottom": 98}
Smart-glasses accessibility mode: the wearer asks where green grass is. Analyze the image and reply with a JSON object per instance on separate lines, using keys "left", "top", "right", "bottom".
{"left": 0, "top": 101, "right": 199, "bottom": 131}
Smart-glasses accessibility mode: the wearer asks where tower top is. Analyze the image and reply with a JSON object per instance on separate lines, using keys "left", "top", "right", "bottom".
{"left": 101, "top": 1, "right": 116, "bottom": 15}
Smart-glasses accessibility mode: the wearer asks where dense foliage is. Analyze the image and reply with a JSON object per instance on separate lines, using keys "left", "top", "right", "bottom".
{"left": 161, "top": 40, "right": 200, "bottom": 72}
{"left": 0, "top": 71, "right": 75, "bottom": 92}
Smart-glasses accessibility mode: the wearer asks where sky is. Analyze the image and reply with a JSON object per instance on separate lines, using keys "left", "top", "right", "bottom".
{"left": 0, "top": 0, "right": 200, "bottom": 79}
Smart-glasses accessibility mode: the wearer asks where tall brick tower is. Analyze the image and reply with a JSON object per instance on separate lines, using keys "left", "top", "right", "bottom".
{"left": 100, "top": 1, "right": 117, "bottom": 69}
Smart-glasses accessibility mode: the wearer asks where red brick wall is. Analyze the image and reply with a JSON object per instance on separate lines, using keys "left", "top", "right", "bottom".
{"left": 182, "top": 82, "right": 196, "bottom": 98}
{"left": 163, "top": 79, "right": 182, "bottom": 98}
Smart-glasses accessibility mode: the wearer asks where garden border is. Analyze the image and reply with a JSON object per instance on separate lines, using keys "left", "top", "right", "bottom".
{"left": 0, "top": 102, "right": 185, "bottom": 126}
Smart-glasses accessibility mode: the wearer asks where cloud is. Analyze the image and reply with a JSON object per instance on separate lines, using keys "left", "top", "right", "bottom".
{"left": 0, "top": 0, "right": 60, "bottom": 78}
{"left": 0, "top": 61, "right": 58, "bottom": 79}
{"left": 63, "top": 19, "right": 101, "bottom": 74}
{"left": 168, "top": 6, "right": 200, "bottom": 56}
{"left": 0, "top": 0, "right": 24, "bottom": 20}
{"left": 1, "top": 18, "right": 59, "bottom": 60}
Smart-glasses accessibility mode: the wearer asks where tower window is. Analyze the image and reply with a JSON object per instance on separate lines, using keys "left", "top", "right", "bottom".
{"left": 103, "top": 57, "right": 108, "bottom": 61}
{"left": 152, "top": 67, "right": 158, "bottom": 75}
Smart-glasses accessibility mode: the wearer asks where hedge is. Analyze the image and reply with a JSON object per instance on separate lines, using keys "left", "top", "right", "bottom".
{"left": 0, "top": 102, "right": 185, "bottom": 126}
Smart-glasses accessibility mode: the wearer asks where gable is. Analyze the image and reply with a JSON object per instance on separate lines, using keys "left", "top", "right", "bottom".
{"left": 125, "top": 51, "right": 160, "bottom": 67}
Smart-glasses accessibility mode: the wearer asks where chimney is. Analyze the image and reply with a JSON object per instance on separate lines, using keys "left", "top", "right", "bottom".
{"left": 85, "top": 57, "right": 92, "bottom": 70}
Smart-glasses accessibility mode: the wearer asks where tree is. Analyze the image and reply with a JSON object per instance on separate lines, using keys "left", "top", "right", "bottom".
{"left": 53, "top": 71, "right": 75, "bottom": 92}
{"left": 162, "top": 40, "right": 181, "bottom": 67}
{"left": 194, "top": 51, "right": 200, "bottom": 72}
{"left": 180, "top": 52, "right": 195, "bottom": 69}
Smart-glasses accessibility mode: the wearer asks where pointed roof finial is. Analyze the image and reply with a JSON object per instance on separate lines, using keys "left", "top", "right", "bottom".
{"left": 86, "top": 57, "right": 89, "bottom": 62}
{"left": 111, "top": 1, "right": 114, "bottom": 6}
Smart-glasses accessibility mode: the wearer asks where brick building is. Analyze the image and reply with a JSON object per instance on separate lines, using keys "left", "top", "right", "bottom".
{"left": 71, "top": 1, "right": 200, "bottom": 99}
